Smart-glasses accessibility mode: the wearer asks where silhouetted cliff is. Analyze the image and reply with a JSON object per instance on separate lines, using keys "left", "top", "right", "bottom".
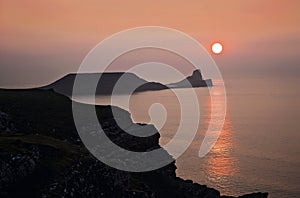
{"left": 0, "top": 89, "right": 267, "bottom": 198}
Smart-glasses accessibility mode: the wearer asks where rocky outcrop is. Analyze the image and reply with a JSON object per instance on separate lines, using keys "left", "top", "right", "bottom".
{"left": 0, "top": 146, "right": 40, "bottom": 189}
{"left": 0, "top": 111, "right": 16, "bottom": 133}
{"left": 0, "top": 89, "right": 267, "bottom": 198}
{"left": 167, "top": 70, "right": 212, "bottom": 88}
{"left": 0, "top": 141, "right": 40, "bottom": 197}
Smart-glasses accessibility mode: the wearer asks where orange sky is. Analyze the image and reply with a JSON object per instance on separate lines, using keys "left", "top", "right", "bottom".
{"left": 1, "top": 0, "right": 300, "bottom": 87}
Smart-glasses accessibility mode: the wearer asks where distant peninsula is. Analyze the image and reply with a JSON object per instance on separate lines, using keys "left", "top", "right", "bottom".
{"left": 41, "top": 70, "right": 213, "bottom": 96}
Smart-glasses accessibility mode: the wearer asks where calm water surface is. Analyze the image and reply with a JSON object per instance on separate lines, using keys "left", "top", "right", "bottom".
{"left": 77, "top": 76, "right": 300, "bottom": 197}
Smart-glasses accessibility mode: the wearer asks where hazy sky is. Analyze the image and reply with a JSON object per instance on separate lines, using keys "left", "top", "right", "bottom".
{"left": 1, "top": 0, "right": 300, "bottom": 87}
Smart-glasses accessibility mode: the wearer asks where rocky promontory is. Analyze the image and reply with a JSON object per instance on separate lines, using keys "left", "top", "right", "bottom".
{"left": 40, "top": 70, "right": 212, "bottom": 96}
{"left": 0, "top": 89, "right": 267, "bottom": 197}
{"left": 167, "top": 70, "right": 212, "bottom": 88}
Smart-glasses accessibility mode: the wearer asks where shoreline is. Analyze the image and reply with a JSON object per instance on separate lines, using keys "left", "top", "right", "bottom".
{"left": 0, "top": 89, "right": 268, "bottom": 197}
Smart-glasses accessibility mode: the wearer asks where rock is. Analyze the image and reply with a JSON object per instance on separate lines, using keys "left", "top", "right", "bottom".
{"left": 167, "top": 69, "right": 213, "bottom": 88}
{"left": 0, "top": 145, "right": 40, "bottom": 190}
{"left": 0, "top": 111, "right": 16, "bottom": 133}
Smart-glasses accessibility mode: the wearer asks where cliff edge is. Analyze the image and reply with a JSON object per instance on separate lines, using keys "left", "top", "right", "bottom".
{"left": 0, "top": 89, "right": 267, "bottom": 198}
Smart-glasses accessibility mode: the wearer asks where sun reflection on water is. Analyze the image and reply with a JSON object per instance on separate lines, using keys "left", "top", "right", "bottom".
{"left": 206, "top": 118, "right": 236, "bottom": 177}
{"left": 199, "top": 84, "right": 238, "bottom": 194}
{"left": 203, "top": 113, "right": 238, "bottom": 194}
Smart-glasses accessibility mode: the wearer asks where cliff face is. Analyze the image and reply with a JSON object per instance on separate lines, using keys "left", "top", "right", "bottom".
{"left": 0, "top": 89, "right": 267, "bottom": 198}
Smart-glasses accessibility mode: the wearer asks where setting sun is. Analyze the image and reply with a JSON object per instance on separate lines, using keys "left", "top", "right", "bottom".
{"left": 212, "top": 42, "right": 223, "bottom": 54}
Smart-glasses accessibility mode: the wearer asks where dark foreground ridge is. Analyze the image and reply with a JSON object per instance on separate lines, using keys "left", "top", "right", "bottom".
{"left": 40, "top": 70, "right": 213, "bottom": 96}
{"left": 0, "top": 89, "right": 267, "bottom": 198}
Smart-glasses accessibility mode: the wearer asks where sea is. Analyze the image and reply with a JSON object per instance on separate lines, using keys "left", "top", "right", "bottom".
{"left": 76, "top": 74, "right": 300, "bottom": 197}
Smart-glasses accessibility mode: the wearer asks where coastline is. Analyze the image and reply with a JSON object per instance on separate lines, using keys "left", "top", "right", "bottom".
{"left": 0, "top": 89, "right": 268, "bottom": 197}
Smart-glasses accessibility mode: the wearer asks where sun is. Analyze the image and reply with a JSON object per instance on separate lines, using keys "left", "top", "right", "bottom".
{"left": 211, "top": 42, "right": 223, "bottom": 55}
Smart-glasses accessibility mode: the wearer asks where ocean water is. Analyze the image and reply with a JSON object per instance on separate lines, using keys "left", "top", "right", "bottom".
{"left": 77, "top": 75, "right": 300, "bottom": 197}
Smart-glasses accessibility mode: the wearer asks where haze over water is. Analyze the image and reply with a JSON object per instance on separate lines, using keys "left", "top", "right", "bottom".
{"left": 77, "top": 73, "right": 300, "bottom": 197}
